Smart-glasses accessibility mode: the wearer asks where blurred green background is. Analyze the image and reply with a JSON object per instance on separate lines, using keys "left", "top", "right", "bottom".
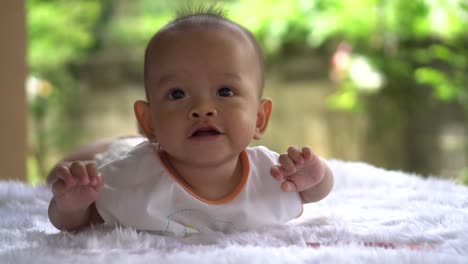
{"left": 26, "top": 0, "right": 468, "bottom": 185}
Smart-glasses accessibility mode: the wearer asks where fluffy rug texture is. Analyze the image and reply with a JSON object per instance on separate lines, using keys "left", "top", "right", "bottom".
{"left": 1, "top": 160, "right": 467, "bottom": 263}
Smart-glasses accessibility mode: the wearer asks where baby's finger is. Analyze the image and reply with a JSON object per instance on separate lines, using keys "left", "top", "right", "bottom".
{"left": 69, "top": 161, "right": 89, "bottom": 185}
{"left": 279, "top": 154, "right": 296, "bottom": 175}
{"left": 86, "top": 162, "right": 98, "bottom": 176}
{"left": 281, "top": 180, "right": 298, "bottom": 192}
{"left": 287, "top": 146, "right": 304, "bottom": 165}
{"left": 50, "top": 164, "right": 77, "bottom": 197}
{"left": 86, "top": 162, "right": 99, "bottom": 185}
{"left": 53, "top": 165, "right": 75, "bottom": 188}
{"left": 51, "top": 179, "right": 67, "bottom": 197}
{"left": 301, "top": 146, "right": 313, "bottom": 160}
{"left": 270, "top": 165, "right": 283, "bottom": 181}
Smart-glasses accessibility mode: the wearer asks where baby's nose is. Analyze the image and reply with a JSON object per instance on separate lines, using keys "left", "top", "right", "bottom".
{"left": 189, "top": 104, "right": 217, "bottom": 119}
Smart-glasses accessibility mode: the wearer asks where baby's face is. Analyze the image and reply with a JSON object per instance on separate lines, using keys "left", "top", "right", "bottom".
{"left": 145, "top": 26, "right": 263, "bottom": 166}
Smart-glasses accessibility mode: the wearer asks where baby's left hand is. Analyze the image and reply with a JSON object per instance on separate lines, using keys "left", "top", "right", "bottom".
{"left": 270, "top": 146, "right": 326, "bottom": 192}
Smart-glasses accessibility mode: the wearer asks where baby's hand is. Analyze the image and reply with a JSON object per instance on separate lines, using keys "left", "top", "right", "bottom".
{"left": 50, "top": 161, "right": 104, "bottom": 213}
{"left": 270, "top": 146, "right": 326, "bottom": 192}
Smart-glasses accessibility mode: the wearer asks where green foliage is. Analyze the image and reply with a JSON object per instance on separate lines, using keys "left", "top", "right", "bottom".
{"left": 26, "top": 0, "right": 467, "bottom": 182}
{"left": 28, "top": 0, "right": 102, "bottom": 72}
{"left": 326, "top": 83, "right": 361, "bottom": 112}
{"left": 228, "top": 0, "right": 311, "bottom": 54}
{"left": 27, "top": 155, "right": 42, "bottom": 186}
{"left": 27, "top": 0, "right": 106, "bottom": 180}
{"left": 27, "top": 0, "right": 467, "bottom": 109}
{"left": 105, "top": 1, "right": 173, "bottom": 48}
{"left": 227, "top": 0, "right": 467, "bottom": 111}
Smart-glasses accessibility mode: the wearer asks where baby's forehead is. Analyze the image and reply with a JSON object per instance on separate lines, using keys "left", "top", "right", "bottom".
{"left": 151, "top": 20, "right": 254, "bottom": 52}
{"left": 144, "top": 16, "right": 265, "bottom": 98}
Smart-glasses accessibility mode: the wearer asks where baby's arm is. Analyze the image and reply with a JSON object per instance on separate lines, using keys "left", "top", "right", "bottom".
{"left": 270, "top": 147, "right": 334, "bottom": 203}
{"left": 48, "top": 161, "right": 104, "bottom": 231}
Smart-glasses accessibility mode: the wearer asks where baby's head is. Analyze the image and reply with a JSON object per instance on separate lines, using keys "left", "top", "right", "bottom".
{"left": 144, "top": 7, "right": 265, "bottom": 99}
{"left": 134, "top": 6, "right": 272, "bottom": 165}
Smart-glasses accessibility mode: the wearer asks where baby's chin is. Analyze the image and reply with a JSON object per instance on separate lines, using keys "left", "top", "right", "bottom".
{"left": 168, "top": 148, "right": 243, "bottom": 166}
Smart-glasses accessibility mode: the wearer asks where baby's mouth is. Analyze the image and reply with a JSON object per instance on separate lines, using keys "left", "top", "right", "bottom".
{"left": 191, "top": 128, "right": 222, "bottom": 138}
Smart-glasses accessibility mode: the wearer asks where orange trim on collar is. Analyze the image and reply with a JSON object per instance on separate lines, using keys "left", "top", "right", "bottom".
{"left": 152, "top": 144, "right": 250, "bottom": 205}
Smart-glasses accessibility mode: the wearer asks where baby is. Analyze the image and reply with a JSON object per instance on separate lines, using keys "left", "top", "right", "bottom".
{"left": 48, "top": 8, "right": 334, "bottom": 236}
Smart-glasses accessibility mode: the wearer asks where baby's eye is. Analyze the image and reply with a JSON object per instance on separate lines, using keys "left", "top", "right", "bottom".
{"left": 168, "top": 89, "right": 185, "bottom": 100}
{"left": 217, "top": 86, "right": 235, "bottom": 97}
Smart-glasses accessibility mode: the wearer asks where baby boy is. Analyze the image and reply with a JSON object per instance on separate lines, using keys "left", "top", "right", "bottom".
{"left": 48, "top": 7, "right": 334, "bottom": 236}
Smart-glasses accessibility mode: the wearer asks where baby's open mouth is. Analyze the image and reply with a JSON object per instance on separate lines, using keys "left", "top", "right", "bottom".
{"left": 191, "top": 128, "right": 222, "bottom": 138}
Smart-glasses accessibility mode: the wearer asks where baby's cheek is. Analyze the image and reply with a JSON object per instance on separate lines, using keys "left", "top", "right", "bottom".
{"left": 232, "top": 116, "right": 256, "bottom": 136}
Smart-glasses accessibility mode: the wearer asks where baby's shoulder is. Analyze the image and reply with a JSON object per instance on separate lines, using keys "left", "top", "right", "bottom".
{"left": 246, "top": 145, "right": 279, "bottom": 164}
{"left": 95, "top": 137, "right": 147, "bottom": 166}
{"left": 98, "top": 141, "right": 164, "bottom": 187}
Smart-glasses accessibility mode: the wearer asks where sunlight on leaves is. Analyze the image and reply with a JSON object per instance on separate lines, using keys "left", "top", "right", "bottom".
{"left": 415, "top": 68, "right": 457, "bottom": 100}
{"left": 327, "top": 88, "right": 360, "bottom": 111}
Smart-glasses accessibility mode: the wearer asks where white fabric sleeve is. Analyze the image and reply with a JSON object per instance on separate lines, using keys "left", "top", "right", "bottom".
{"left": 95, "top": 137, "right": 147, "bottom": 166}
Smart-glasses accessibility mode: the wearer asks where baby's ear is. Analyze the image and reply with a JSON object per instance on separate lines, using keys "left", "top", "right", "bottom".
{"left": 134, "top": 100, "right": 157, "bottom": 142}
{"left": 253, "top": 98, "right": 272, "bottom": 140}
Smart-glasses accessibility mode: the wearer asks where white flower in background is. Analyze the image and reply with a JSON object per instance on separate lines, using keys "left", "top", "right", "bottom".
{"left": 348, "top": 56, "right": 384, "bottom": 93}
{"left": 26, "top": 76, "right": 53, "bottom": 102}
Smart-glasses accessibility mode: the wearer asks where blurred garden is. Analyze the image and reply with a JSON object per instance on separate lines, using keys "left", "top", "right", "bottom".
{"left": 26, "top": 0, "right": 467, "bottom": 185}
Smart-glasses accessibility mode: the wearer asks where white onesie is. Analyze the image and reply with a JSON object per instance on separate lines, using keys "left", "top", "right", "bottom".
{"left": 95, "top": 141, "right": 303, "bottom": 236}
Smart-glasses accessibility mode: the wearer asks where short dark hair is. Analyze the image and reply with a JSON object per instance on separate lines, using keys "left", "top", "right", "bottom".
{"left": 143, "top": 5, "right": 265, "bottom": 100}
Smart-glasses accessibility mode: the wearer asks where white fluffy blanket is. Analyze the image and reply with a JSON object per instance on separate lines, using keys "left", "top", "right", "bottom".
{"left": 1, "top": 160, "right": 467, "bottom": 263}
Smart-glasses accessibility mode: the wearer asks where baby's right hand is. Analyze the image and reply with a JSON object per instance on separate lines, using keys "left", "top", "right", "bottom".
{"left": 50, "top": 161, "right": 104, "bottom": 213}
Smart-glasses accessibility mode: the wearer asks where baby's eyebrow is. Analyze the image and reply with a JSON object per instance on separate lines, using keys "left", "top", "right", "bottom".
{"left": 220, "top": 73, "right": 241, "bottom": 81}
{"left": 157, "top": 74, "right": 179, "bottom": 87}
{"left": 157, "top": 73, "right": 241, "bottom": 87}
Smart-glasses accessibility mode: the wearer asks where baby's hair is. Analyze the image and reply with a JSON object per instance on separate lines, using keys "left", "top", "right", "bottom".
{"left": 143, "top": 4, "right": 265, "bottom": 100}
{"left": 172, "top": 3, "right": 227, "bottom": 23}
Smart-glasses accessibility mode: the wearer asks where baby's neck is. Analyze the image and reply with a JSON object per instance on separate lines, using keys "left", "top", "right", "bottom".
{"left": 159, "top": 152, "right": 244, "bottom": 201}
